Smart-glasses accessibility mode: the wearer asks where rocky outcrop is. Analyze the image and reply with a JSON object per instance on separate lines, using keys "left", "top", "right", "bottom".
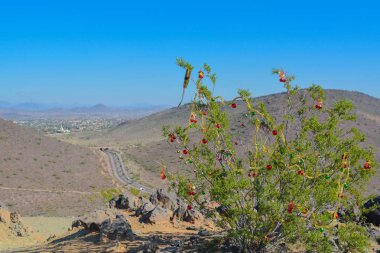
{"left": 363, "top": 195, "right": 380, "bottom": 226}
{"left": 109, "top": 194, "right": 130, "bottom": 210}
{"left": 72, "top": 209, "right": 134, "bottom": 242}
{"left": 149, "top": 189, "right": 178, "bottom": 212}
{"left": 72, "top": 209, "right": 118, "bottom": 231}
{"left": 99, "top": 214, "right": 133, "bottom": 242}
{"left": 0, "top": 209, "right": 28, "bottom": 237}
{"left": 139, "top": 206, "right": 169, "bottom": 224}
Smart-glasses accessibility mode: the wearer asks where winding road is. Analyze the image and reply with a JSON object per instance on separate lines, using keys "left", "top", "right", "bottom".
{"left": 102, "top": 149, "right": 154, "bottom": 195}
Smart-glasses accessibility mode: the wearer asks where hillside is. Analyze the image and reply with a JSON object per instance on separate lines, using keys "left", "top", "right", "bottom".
{"left": 0, "top": 118, "right": 115, "bottom": 216}
{"left": 75, "top": 89, "right": 380, "bottom": 194}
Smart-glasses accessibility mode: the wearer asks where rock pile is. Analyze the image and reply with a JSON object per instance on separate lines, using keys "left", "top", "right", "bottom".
{"left": 72, "top": 209, "right": 134, "bottom": 242}
{"left": 0, "top": 209, "right": 28, "bottom": 237}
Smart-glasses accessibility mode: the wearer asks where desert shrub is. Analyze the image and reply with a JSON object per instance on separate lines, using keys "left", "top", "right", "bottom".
{"left": 163, "top": 59, "right": 376, "bottom": 252}
{"left": 100, "top": 188, "right": 122, "bottom": 203}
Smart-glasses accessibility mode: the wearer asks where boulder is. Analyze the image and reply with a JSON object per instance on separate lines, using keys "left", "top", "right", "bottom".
{"left": 99, "top": 214, "right": 133, "bottom": 242}
{"left": 109, "top": 194, "right": 130, "bottom": 210}
{"left": 139, "top": 206, "right": 170, "bottom": 224}
{"left": 72, "top": 209, "right": 119, "bottom": 231}
{"left": 171, "top": 201, "right": 203, "bottom": 223}
{"left": 363, "top": 195, "right": 380, "bottom": 226}
{"left": 135, "top": 200, "right": 155, "bottom": 217}
{"left": 149, "top": 189, "right": 178, "bottom": 211}
{"left": 9, "top": 212, "right": 28, "bottom": 237}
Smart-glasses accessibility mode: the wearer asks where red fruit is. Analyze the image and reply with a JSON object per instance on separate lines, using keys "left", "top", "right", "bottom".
{"left": 190, "top": 119, "right": 198, "bottom": 123}
{"left": 231, "top": 103, "right": 237, "bottom": 109}
{"left": 203, "top": 111, "right": 207, "bottom": 116}
{"left": 216, "top": 123, "right": 221, "bottom": 129}
{"left": 170, "top": 138, "right": 174, "bottom": 143}
{"left": 272, "top": 130, "right": 278, "bottom": 136}
{"left": 198, "top": 70, "right": 204, "bottom": 79}
{"left": 280, "top": 77, "right": 286, "bottom": 82}
{"left": 248, "top": 172, "right": 252, "bottom": 177}
{"left": 187, "top": 191, "right": 192, "bottom": 196}
{"left": 202, "top": 138, "right": 207, "bottom": 144}
{"left": 315, "top": 104, "right": 322, "bottom": 110}
{"left": 161, "top": 167, "right": 166, "bottom": 180}
{"left": 288, "top": 201, "right": 294, "bottom": 214}
{"left": 252, "top": 172, "right": 258, "bottom": 177}
{"left": 298, "top": 170, "right": 304, "bottom": 175}
{"left": 343, "top": 162, "right": 348, "bottom": 168}
{"left": 187, "top": 205, "right": 192, "bottom": 210}
{"left": 183, "top": 149, "right": 188, "bottom": 155}
{"left": 266, "top": 164, "right": 272, "bottom": 170}
{"left": 334, "top": 213, "right": 339, "bottom": 219}
{"left": 241, "top": 123, "right": 245, "bottom": 127}
{"left": 364, "top": 161, "right": 371, "bottom": 169}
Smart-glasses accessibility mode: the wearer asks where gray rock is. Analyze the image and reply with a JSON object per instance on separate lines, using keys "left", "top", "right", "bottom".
{"left": 9, "top": 212, "right": 28, "bottom": 237}
{"left": 198, "top": 230, "right": 210, "bottom": 236}
{"left": 363, "top": 195, "right": 380, "bottom": 226}
{"left": 99, "top": 214, "right": 133, "bottom": 242}
{"left": 135, "top": 200, "right": 155, "bottom": 217}
{"left": 139, "top": 206, "right": 169, "bottom": 224}
{"left": 137, "top": 241, "right": 159, "bottom": 253}
{"left": 149, "top": 189, "right": 178, "bottom": 211}
{"left": 72, "top": 209, "right": 119, "bottom": 231}
{"left": 109, "top": 193, "right": 130, "bottom": 210}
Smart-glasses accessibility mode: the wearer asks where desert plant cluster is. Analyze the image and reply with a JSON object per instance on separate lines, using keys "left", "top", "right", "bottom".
{"left": 162, "top": 59, "right": 377, "bottom": 252}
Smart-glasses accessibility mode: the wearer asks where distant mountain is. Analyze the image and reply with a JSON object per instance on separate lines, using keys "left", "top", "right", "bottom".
{"left": 0, "top": 102, "right": 170, "bottom": 120}
{"left": 86, "top": 89, "right": 380, "bottom": 195}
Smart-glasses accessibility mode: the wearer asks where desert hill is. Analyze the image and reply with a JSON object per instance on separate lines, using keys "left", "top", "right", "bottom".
{"left": 0, "top": 118, "right": 115, "bottom": 216}
{"left": 77, "top": 89, "right": 380, "bottom": 194}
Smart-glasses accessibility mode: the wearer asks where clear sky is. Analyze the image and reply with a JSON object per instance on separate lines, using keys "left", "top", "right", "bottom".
{"left": 0, "top": 0, "right": 379, "bottom": 106}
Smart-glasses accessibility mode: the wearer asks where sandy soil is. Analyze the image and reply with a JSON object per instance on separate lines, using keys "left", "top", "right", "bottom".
{"left": 0, "top": 215, "right": 73, "bottom": 252}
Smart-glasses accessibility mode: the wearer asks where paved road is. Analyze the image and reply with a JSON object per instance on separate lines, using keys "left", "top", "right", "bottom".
{"left": 102, "top": 149, "right": 154, "bottom": 195}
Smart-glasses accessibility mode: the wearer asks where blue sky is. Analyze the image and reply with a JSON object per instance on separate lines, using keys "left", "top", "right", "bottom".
{"left": 0, "top": 0, "right": 379, "bottom": 106}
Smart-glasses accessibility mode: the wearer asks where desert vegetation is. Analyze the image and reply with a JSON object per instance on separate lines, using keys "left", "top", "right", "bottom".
{"left": 162, "top": 59, "right": 377, "bottom": 252}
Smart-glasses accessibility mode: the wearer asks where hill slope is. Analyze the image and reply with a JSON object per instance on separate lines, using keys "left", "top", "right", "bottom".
{"left": 0, "top": 118, "right": 114, "bottom": 216}
{"left": 82, "top": 89, "right": 380, "bottom": 194}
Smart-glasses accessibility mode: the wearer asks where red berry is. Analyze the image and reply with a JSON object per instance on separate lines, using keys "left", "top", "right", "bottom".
{"left": 252, "top": 172, "right": 258, "bottom": 177}
{"left": 203, "top": 111, "right": 207, "bottom": 116}
{"left": 288, "top": 201, "right": 294, "bottom": 214}
{"left": 241, "top": 123, "right": 245, "bottom": 127}
{"left": 170, "top": 138, "right": 174, "bottom": 143}
{"left": 272, "top": 130, "right": 278, "bottom": 136}
{"left": 231, "top": 103, "right": 237, "bottom": 108}
{"left": 248, "top": 172, "right": 251, "bottom": 177}
{"left": 187, "top": 191, "right": 192, "bottom": 196}
{"left": 202, "top": 138, "right": 207, "bottom": 144}
{"left": 280, "top": 77, "right": 286, "bottom": 82}
{"left": 198, "top": 70, "right": 204, "bottom": 79}
{"left": 187, "top": 205, "right": 192, "bottom": 210}
{"left": 343, "top": 163, "right": 348, "bottom": 168}
{"left": 183, "top": 150, "right": 188, "bottom": 155}
{"left": 364, "top": 161, "right": 371, "bottom": 169}
{"left": 216, "top": 123, "right": 221, "bottom": 129}
{"left": 266, "top": 164, "right": 272, "bottom": 170}
{"left": 315, "top": 104, "right": 322, "bottom": 110}
{"left": 334, "top": 213, "right": 339, "bottom": 219}
{"left": 297, "top": 170, "right": 304, "bottom": 175}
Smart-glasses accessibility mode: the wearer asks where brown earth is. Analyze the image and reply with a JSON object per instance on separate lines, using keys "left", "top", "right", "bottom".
{"left": 0, "top": 118, "right": 115, "bottom": 216}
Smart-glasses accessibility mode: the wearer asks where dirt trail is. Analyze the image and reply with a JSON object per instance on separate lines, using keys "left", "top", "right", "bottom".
{"left": 0, "top": 186, "right": 97, "bottom": 195}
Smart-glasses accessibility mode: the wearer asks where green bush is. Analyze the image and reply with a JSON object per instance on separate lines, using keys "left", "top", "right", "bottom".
{"left": 163, "top": 59, "right": 376, "bottom": 252}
